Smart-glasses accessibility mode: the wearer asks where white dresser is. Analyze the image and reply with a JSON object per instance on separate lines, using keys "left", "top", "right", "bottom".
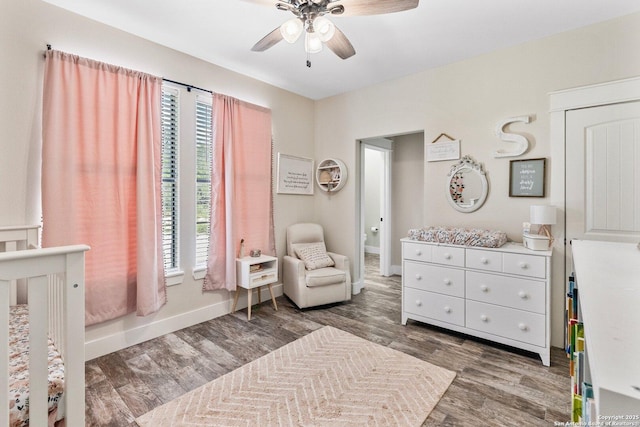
{"left": 401, "top": 238, "right": 552, "bottom": 366}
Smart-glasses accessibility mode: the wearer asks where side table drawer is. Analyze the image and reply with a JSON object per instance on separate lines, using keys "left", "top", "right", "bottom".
{"left": 466, "top": 300, "right": 545, "bottom": 347}
{"left": 403, "top": 242, "right": 432, "bottom": 262}
{"left": 404, "top": 261, "right": 464, "bottom": 297}
{"left": 503, "top": 253, "right": 546, "bottom": 278}
{"left": 465, "top": 248, "right": 502, "bottom": 272}
{"left": 466, "top": 271, "right": 545, "bottom": 314}
{"left": 404, "top": 287, "right": 464, "bottom": 326}
{"left": 249, "top": 268, "right": 277, "bottom": 287}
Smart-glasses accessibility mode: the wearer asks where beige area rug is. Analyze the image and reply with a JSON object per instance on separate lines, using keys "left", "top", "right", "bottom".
{"left": 136, "top": 326, "right": 455, "bottom": 426}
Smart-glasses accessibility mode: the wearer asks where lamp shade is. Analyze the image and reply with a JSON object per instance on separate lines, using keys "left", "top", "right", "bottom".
{"left": 314, "top": 16, "right": 335, "bottom": 42}
{"left": 280, "top": 18, "right": 303, "bottom": 43}
{"left": 305, "top": 31, "right": 323, "bottom": 53}
{"left": 530, "top": 205, "right": 557, "bottom": 225}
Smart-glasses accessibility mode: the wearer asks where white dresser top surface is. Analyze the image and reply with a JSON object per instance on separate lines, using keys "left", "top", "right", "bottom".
{"left": 571, "top": 239, "right": 640, "bottom": 401}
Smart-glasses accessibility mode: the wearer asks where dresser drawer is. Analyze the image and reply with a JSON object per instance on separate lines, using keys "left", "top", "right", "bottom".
{"left": 432, "top": 245, "right": 465, "bottom": 267}
{"left": 466, "top": 271, "right": 545, "bottom": 314}
{"left": 404, "top": 287, "right": 464, "bottom": 326}
{"left": 466, "top": 301, "right": 545, "bottom": 347}
{"left": 465, "top": 248, "right": 502, "bottom": 272}
{"left": 403, "top": 262, "right": 464, "bottom": 297}
{"left": 403, "top": 242, "right": 432, "bottom": 262}
{"left": 503, "top": 253, "right": 546, "bottom": 278}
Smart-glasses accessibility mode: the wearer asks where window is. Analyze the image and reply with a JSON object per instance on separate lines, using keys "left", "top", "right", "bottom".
{"left": 161, "top": 87, "right": 180, "bottom": 272}
{"left": 160, "top": 84, "right": 214, "bottom": 283}
{"left": 195, "top": 97, "right": 212, "bottom": 267}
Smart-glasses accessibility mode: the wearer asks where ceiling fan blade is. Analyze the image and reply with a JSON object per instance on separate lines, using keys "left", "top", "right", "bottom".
{"left": 237, "top": 0, "right": 277, "bottom": 6}
{"left": 335, "top": 0, "right": 419, "bottom": 16}
{"left": 251, "top": 27, "right": 284, "bottom": 52}
{"left": 326, "top": 26, "right": 355, "bottom": 60}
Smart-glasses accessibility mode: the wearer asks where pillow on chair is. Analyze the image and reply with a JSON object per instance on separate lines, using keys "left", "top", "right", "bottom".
{"left": 293, "top": 242, "right": 335, "bottom": 270}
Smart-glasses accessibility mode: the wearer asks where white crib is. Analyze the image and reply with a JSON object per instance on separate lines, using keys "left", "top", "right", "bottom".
{"left": 0, "top": 226, "right": 89, "bottom": 426}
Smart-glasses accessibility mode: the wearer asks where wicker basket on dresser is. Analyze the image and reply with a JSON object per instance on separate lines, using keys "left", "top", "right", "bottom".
{"left": 401, "top": 238, "right": 552, "bottom": 366}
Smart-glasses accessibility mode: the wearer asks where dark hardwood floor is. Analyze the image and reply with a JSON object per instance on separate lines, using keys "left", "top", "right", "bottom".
{"left": 85, "top": 254, "right": 570, "bottom": 426}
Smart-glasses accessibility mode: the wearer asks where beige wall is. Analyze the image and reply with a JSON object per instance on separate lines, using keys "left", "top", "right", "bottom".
{"left": 314, "top": 13, "right": 640, "bottom": 347}
{"left": 391, "top": 133, "right": 424, "bottom": 267}
{"left": 1, "top": 0, "right": 315, "bottom": 355}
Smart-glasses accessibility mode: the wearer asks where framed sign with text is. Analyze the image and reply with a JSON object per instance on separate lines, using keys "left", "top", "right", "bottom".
{"left": 509, "top": 158, "right": 546, "bottom": 197}
{"left": 276, "top": 153, "right": 314, "bottom": 195}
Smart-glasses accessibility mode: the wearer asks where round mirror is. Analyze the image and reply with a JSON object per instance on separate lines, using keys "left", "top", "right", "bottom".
{"left": 447, "top": 155, "right": 488, "bottom": 213}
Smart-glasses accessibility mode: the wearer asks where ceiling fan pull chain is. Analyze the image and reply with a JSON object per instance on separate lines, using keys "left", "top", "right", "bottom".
{"left": 306, "top": 51, "right": 312, "bottom": 68}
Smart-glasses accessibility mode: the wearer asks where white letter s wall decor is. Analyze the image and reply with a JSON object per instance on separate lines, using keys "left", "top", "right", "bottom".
{"left": 493, "top": 115, "right": 531, "bottom": 158}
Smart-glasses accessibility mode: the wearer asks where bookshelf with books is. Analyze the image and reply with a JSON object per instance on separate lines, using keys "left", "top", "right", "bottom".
{"left": 568, "top": 240, "right": 640, "bottom": 425}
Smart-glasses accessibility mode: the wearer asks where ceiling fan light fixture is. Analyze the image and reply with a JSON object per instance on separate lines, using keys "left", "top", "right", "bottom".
{"left": 314, "top": 16, "right": 335, "bottom": 42}
{"left": 304, "top": 31, "right": 323, "bottom": 54}
{"left": 280, "top": 18, "right": 303, "bottom": 43}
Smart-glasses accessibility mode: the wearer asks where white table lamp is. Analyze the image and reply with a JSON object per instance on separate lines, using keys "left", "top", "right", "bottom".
{"left": 530, "top": 205, "right": 556, "bottom": 246}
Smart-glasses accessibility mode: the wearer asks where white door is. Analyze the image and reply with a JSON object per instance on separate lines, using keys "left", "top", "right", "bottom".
{"left": 566, "top": 101, "right": 640, "bottom": 248}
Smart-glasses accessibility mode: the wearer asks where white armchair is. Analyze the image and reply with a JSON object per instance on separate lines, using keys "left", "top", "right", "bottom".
{"left": 283, "top": 223, "right": 351, "bottom": 309}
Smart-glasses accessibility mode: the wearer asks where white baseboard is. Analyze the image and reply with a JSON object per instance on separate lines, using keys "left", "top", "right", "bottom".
{"left": 391, "top": 264, "right": 402, "bottom": 276}
{"left": 364, "top": 245, "right": 380, "bottom": 254}
{"left": 351, "top": 278, "right": 364, "bottom": 295}
{"left": 85, "top": 283, "right": 283, "bottom": 361}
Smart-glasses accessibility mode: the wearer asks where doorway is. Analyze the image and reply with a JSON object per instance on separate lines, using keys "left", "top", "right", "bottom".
{"left": 362, "top": 140, "right": 392, "bottom": 277}
{"left": 354, "top": 132, "right": 425, "bottom": 293}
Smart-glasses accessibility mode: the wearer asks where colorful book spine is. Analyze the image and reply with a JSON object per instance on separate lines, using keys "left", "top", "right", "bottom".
{"left": 582, "top": 382, "right": 594, "bottom": 425}
{"left": 566, "top": 274, "right": 576, "bottom": 357}
{"left": 567, "top": 273, "right": 586, "bottom": 424}
{"left": 572, "top": 394, "right": 582, "bottom": 423}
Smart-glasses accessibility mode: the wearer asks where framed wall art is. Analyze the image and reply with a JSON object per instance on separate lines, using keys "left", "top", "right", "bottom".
{"left": 427, "top": 132, "right": 461, "bottom": 162}
{"left": 276, "top": 153, "right": 314, "bottom": 195}
{"left": 509, "top": 158, "right": 546, "bottom": 197}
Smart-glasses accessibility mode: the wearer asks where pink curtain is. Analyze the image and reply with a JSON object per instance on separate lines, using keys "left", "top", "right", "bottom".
{"left": 41, "top": 50, "right": 166, "bottom": 325}
{"left": 204, "top": 94, "right": 275, "bottom": 291}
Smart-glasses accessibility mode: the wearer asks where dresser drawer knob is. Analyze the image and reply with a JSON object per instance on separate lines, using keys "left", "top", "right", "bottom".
{"left": 518, "top": 291, "right": 528, "bottom": 299}
{"left": 480, "top": 257, "right": 489, "bottom": 265}
{"left": 416, "top": 250, "right": 422, "bottom": 256}
{"left": 480, "top": 285, "right": 489, "bottom": 292}
{"left": 415, "top": 274, "right": 422, "bottom": 280}
{"left": 443, "top": 253, "right": 452, "bottom": 260}
{"left": 415, "top": 300, "right": 422, "bottom": 307}
{"left": 518, "top": 323, "right": 528, "bottom": 331}
{"left": 480, "top": 314, "right": 488, "bottom": 322}
{"left": 444, "top": 306, "right": 452, "bottom": 313}
{"left": 443, "top": 278, "right": 452, "bottom": 286}
{"left": 519, "top": 262, "right": 529, "bottom": 269}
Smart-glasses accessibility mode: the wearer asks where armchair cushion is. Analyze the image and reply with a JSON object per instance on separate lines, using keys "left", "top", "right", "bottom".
{"left": 305, "top": 267, "right": 347, "bottom": 287}
{"left": 292, "top": 242, "right": 335, "bottom": 270}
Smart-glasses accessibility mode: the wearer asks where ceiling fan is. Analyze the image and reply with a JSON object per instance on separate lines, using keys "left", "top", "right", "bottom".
{"left": 249, "top": 0, "right": 419, "bottom": 67}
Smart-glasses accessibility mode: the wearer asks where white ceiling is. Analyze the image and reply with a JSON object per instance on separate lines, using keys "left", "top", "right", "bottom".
{"left": 43, "top": 0, "right": 640, "bottom": 100}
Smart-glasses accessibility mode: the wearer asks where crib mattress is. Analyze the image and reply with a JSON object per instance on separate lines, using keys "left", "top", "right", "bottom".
{"left": 9, "top": 305, "right": 65, "bottom": 427}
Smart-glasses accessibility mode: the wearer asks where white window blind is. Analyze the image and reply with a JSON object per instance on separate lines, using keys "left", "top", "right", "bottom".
{"left": 161, "top": 87, "right": 180, "bottom": 272}
{"left": 195, "top": 96, "right": 213, "bottom": 267}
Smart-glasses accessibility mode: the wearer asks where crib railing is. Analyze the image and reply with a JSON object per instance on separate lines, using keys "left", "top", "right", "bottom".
{"left": 0, "top": 244, "right": 89, "bottom": 427}
{"left": 0, "top": 225, "right": 40, "bottom": 305}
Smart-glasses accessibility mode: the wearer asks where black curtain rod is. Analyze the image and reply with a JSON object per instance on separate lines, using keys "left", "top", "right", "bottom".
{"left": 45, "top": 44, "right": 212, "bottom": 94}
{"left": 162, "top": 78, "right": 213, "bottom": 94}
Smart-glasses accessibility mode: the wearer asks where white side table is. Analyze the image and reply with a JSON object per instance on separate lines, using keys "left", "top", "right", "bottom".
{"left": 232, "top": 255, "right": 278, "bottom": 320}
